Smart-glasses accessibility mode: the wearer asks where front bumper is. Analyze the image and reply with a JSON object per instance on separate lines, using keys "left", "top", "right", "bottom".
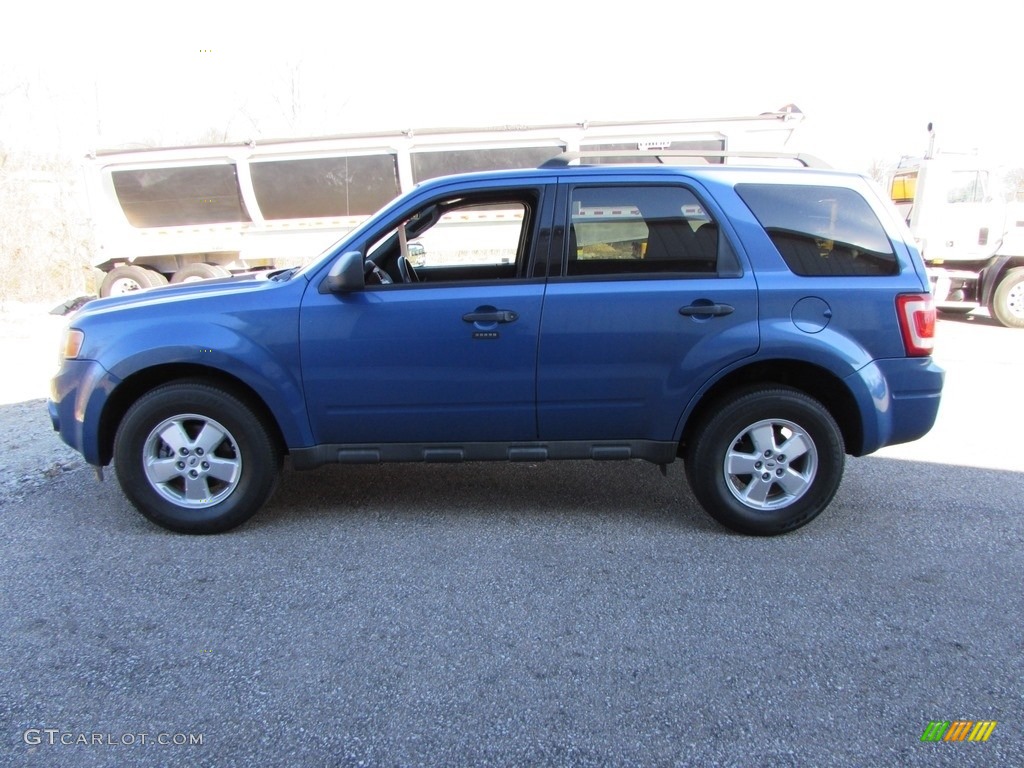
{"left": 48, "top": 358, "right": 120, "bottom": 466}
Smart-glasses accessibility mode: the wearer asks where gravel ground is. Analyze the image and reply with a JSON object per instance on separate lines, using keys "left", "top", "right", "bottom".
{"left": 5, "top": 423, "right": 1023, "bottom": 767}
{"left": 0, "top": 300, "right": 90, "bottom": 502}
{"left": 2, "top": 299, "right": 1022, "bottom": 766}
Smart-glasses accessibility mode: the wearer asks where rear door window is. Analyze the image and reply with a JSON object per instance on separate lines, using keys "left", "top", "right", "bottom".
{"left": 564, "top": 185, "right": 739, "bottom": 277}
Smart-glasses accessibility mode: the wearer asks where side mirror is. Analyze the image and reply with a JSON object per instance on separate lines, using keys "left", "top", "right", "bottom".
{"left": 325, "top": 251, "right": 365, "bottom": 293}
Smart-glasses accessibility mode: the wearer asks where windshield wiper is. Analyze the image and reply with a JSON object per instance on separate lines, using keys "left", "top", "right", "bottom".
{"left": 268, "top": 267, "right": 299, "bottom": 281}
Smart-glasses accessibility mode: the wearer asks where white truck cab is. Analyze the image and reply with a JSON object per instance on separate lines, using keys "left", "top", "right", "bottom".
{"left": 890, "top": 127, "right": 1024, "bottom": 327}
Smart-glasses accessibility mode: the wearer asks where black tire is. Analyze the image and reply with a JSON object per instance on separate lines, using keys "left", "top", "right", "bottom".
{"left": 170, "top": 263, "right": 231, "bottom": 284}
{"left": 99, "top": 265, "right": 166, "bottom": 297}
{"left": 990, "top": 267, "right": 1024, "bottom": 328}
{"left": 113, "top": 381, "right": 282, "bottom": 534}
{"left": 684, "top": 387, "right": 844, "bottom": 535}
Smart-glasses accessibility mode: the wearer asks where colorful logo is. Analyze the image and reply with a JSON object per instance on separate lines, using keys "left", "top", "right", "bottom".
{"left": 920, "top": 720, "right": 997, "bottom": 742}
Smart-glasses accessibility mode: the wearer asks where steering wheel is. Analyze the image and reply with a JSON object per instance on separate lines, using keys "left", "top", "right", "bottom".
{"left": 397, "top": 255, "right": 419, "bottom": 283}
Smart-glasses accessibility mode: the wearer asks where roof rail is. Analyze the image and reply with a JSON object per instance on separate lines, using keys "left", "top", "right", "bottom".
{"left": 539, "top": 149, "right": 830, "bottom": 169}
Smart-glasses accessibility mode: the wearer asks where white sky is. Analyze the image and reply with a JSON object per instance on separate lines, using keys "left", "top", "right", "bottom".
{"left": 3, "top": 0, "right": 1023, "bottom": 172}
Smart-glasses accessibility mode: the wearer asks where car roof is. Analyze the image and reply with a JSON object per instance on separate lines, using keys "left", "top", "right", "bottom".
{"left": 413, "top": 162, "right": 863, "bottom": 193}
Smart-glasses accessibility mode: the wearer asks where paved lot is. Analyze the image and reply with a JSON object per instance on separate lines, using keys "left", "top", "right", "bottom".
{"left": 1, "top": 310, "right": 1022, "bottom": 767}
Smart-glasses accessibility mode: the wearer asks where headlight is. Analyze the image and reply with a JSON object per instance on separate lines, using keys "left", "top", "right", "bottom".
{"left": 61, "top": 328, "right": 85, "bottom": 361}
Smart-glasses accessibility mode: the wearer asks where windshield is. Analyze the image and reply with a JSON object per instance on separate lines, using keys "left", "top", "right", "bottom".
{"left": 292, "top": 190, "right": 421, "bottom": 280}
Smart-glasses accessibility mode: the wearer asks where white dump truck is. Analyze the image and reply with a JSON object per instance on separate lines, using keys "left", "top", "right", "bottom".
{"left": 82, "top": 107, "right": 808, "bottom": 296}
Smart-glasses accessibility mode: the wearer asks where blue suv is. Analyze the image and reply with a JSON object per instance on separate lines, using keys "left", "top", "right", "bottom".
{"left": 49, "top": 159, "right": 944, "bottom": 535}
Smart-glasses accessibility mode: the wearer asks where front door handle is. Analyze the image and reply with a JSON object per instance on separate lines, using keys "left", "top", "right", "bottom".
{"left": 463, "top": 310, "right": 519, "bottom": 324}
{"left": 679, "top": 303, "right": 735, "bottom": 317}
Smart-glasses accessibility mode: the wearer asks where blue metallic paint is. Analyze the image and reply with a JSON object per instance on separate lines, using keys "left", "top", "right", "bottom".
{"left": 299, "top": 281, "right": 546, "bottom": 443}
{"left": 537, "top": 276, "right": 759, "bottom": 440}
{"left": 48, "top": 164, "right": 943, "bottom": 474}
{"left": 50, "top": 277, "right": 315, "bottom": 463}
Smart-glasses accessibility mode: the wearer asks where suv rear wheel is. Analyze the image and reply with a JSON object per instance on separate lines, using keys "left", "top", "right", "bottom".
{"left": 685, "top": 387, "right": 844, "bottom": 535}
{"left": 114, "top": 381, "right": 282, "bottom": 534}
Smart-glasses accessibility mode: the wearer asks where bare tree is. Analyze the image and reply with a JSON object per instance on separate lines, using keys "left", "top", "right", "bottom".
{"left": 0, "top": 151, "right": 95, "bottom": 304}
{"left": 1002, "top": 168, "right": 1024, "bottom": 201}
{"left": 267, "top": 60, "right": 305, "bottom": 134}
{"left": 866, "top": 157, "right": 894, "bottom": 188}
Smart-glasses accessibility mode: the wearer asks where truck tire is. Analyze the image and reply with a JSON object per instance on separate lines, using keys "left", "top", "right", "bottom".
{"left": 990, "top": 267, "right": 1024, "bottom": 328}
{"left": 99, "top": 265, "right": 166, "bottom": 297}
{"left": 170, "top": 263, "right": 231, "bottom": 284}
{"left": 684, "top": 387, "right": 845, "bottom": 535}
{"left": 113, "top": 380, "right": 282, "bottom": 534}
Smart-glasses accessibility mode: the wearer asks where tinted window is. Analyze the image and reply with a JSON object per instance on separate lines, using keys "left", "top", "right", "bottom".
{"left": 411, "top": 146, "right": 564, "bottom": 183}
{"left": 250, "top": 155, "right": 400, "bottom": 219}
{"left": 112, "top": 165, "right": 250, "bottom": 227}
{"left": 566, "top": 186, "right": 728, "bottom": 277}
{"left": 736, "top": 184, "right": 898, "bottom": 277}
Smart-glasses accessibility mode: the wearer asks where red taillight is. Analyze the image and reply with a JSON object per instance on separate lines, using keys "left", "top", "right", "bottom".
{"left": 896, "top": 294, "right": 936, "bottom": 356}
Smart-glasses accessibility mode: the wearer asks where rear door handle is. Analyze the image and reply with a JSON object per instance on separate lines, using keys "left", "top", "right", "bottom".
{"left": 679, "top": 303, "right": 735, "bottom": 317}
{"left": 462, "top": 310, "right": 519, "bottom": 324}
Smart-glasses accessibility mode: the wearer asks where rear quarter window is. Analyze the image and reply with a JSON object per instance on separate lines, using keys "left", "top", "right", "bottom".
{"left": 736, "top": 183, "right": 898, "bottom": 277}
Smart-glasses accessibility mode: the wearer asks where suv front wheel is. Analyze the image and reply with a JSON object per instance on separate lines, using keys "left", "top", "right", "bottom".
{"left": 685, "top": 387, "right": 844, "bottom": 535}
{"left": 114, "top": 381, "right": 282, "bottom": 534}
